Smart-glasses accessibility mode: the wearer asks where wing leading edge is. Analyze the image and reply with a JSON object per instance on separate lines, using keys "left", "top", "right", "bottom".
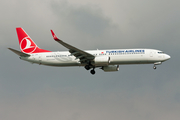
{"left": 50, "top": 30, "right": 95, "bottom": 63}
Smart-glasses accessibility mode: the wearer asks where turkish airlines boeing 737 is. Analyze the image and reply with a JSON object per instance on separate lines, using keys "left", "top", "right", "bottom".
{"left": 9, "top": 28, "right": 170, "bottom": 75}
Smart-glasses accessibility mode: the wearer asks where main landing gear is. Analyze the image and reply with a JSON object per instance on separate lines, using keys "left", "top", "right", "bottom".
{"left": 84, "top": 65, "right": 96, "bottom": 75}
{"left": 90, "top": 69, "right": 95, "bottom": 75}
{"left": 85, "top": 65, "right": 91, "bottom": 70}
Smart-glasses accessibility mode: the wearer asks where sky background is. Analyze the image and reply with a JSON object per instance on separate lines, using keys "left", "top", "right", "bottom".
{"left": 0, "top": 0, "right": 180, "bottom": 120}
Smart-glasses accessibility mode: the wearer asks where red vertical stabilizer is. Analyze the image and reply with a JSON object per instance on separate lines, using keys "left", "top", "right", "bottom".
{"left": 16, "top": 27, "right": 51, "bottom": 53}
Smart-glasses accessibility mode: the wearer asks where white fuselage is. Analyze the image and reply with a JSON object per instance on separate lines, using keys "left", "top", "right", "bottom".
{"left": 10, "top": 28, "right": 171, "bottom": 74}
{"left": 20, "top": 48, "right": 170, "bottom": 67}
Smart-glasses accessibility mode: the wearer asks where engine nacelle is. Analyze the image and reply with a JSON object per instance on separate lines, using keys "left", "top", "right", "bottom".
{"left": 102, "top": 65, "right": 119, "bottom": 72}
{"left": 93, "top": 56, "right": 110, "bottom": 66}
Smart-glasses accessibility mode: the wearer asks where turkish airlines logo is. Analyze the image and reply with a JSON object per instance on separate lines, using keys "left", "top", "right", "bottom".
{"left": 20, "top": 37, "right": 37, "bottom": 53}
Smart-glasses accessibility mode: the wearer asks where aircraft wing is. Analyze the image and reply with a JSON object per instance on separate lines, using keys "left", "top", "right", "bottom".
{"left": 51, "top": 30, "right": 95, "bottom": 63}
{"left": 8, "top": 48, "right": 30, "bottom": 57}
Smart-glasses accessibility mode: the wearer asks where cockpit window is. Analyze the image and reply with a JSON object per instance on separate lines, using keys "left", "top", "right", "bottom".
{"left": 158, "top": 51, "right": 164, "bottom": 54}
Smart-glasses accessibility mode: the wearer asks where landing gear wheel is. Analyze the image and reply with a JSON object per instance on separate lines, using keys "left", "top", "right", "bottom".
{"left": 90, "top": 69, "right": 95, "bottom": 75}
{"left": 85, "top": 65, "right": 90, "bottom": 70}
{"left": 153, "top": 66, "right": 157, "bottom": 70}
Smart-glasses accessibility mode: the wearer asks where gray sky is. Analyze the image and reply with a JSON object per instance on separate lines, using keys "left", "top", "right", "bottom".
{"left": 0, "top": 0, "right": 180, "bottom": 120}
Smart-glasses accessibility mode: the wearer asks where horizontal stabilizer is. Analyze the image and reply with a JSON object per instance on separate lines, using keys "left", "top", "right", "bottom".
{"left": 8, "top": 48, "right": 30, "bottom": 57}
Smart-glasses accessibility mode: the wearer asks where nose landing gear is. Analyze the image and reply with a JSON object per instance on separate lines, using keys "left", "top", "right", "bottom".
{"left": 153, "top": 65, "right": 157, "bottom": 70}
{"left": 153, "top": 62, "right": 162, "bottom": 70}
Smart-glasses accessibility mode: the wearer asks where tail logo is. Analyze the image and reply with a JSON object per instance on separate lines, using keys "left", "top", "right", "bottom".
{"left": 20, "top": 37, "right": 37, "bottom": 53}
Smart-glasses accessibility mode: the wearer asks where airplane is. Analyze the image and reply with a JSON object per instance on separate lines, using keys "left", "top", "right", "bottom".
{"left": 8, "top": 27, "right": 171, "bottom": 75}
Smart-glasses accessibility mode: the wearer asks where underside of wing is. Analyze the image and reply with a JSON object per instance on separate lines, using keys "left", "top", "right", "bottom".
{"left": 50, "top": 30, "right": 95, "bottom": 63}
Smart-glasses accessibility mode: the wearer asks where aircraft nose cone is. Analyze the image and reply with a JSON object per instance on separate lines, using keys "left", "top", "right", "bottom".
{"left": 165, "top": 54, "right": 171, "bottom": 60}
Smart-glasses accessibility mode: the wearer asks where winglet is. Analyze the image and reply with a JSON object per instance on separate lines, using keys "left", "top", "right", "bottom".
{"left": 50, "top": 30, "right": 60, "bottom": 41}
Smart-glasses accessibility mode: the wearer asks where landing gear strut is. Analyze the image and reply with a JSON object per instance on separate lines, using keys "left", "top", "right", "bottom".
{"left": 153, "top": 62, "right": 162, "bottom": 70}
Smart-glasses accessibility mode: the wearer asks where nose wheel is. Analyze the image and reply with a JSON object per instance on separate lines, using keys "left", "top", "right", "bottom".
{"left": 153, "top": 65, "right": 157, "bottom": 70}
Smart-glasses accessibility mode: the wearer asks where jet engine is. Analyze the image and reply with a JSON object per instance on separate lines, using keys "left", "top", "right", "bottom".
{"left": 93, "top": 56, "right": 110, "bottom": 66}
{"left": 102, "top": 65, "right": 119, "bottom": 72}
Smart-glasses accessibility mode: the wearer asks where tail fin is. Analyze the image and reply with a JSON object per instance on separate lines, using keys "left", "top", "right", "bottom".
{"left": 16, "top": 27, "right": 51, "bottom": 53}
